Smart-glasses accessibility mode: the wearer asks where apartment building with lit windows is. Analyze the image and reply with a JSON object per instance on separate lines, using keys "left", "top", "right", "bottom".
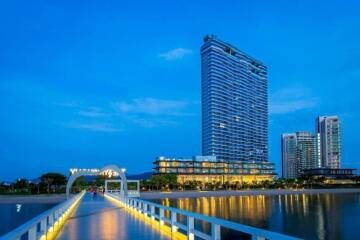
{"left": 282, "top": 116, "right": 343, "bottom": 179}
{"left": 281, "top": 133, "right": 297, "bottom": 178}
{"left": 153, "top": 156, "right": 276, "bottom": 184}
{"left": 316, "top": 116, "right": 341, "bottom": 169}
{"left": 154, "top": 36, "right": 276, "bottom": 184}
{"left": 201, "top": 35, "right": 268, "bottom": 163}
{"left": 282, "top": 132, "right": 316, "bottom": 178}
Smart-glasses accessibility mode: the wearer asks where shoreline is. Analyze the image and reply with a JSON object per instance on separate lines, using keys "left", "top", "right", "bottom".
{"left": 140, "top": 188, "right": 360, "bottom": 200}
{"left": 0, "top": 194, "right": 66, "bottom": 204}
{"left": 2, "top": 188, "right": 359, "bottom": 202}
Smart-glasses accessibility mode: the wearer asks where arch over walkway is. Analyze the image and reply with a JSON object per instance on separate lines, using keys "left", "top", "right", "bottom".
{"left": 66, "top": 164, "right": 127, "bottom": 199}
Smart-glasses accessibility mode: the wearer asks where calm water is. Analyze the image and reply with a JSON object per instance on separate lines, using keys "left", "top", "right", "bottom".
{"left": 0, "top": 202, "right": 56, "bottom": 237}
{"left": 155, "top": 193, "right": 360, "bottom": 240}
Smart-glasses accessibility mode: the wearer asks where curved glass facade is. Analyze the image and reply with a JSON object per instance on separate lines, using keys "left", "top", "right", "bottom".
{"left": 201, "top": 35, "right": 268, "bottom": 163}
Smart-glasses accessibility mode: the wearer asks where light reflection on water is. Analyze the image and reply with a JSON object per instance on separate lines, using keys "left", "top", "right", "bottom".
{"left": 155, "top": 193, "right": 360, "bottom": 240}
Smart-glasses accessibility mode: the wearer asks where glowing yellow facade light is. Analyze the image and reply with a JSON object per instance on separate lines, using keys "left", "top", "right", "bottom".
{"left": 44, "top": 191, "right": 85, "bottom": 240}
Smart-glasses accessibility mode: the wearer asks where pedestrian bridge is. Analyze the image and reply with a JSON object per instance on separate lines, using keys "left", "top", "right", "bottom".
{"left": 0, "top": 191, "right": 302, "bottom": 240}
{"left": 0, "top": 164, "right": 301, "bottom": 240}
{"left": 56, "top": 193, "right": 168, "bottom": 240}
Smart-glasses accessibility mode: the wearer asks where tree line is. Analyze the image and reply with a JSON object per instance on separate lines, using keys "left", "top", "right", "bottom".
{"left": 0, "top": 173, "right": 67, "bottom": 194}
{"left": 0, "top": 173, "right": 109, "bottom": 195}
{"left": 2, "top": 172, "right": 360, "bottom": 194}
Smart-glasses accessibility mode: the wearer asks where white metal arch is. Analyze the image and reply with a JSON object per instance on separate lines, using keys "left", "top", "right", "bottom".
{"left": 100, "top": 164, "right": 128, "bottom": 195}
{"left": 66, "top": 164, "right": 127, "bottom": 199}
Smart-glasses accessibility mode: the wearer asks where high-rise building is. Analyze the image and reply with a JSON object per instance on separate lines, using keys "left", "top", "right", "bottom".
{"left": 154, "top": 35, "right": 275, "bottom": 184}
{"left": 201, "top": 35, "right": 268, "bottom": 163}
{"left": 281, "top": 133, "right": 297, "bottom": 178}
{"left": 282, "top": 132, "right": 316, "bottom": 178}
{"left": 295, "top": 131, "right": 316, "bottom": 172}
{"left": 314, "top": 133, "right": 322, "bottom": 168}
{"left": 316, "top": 116, "right": 341, "bottom": 169}
{"left": 282, "top": 116, "right": 342, "bottom": 179}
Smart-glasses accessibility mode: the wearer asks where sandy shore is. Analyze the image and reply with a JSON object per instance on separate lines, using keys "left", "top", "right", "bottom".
{"left": 0, "top": 194, "right": 66, "bottom": 204}
{"left": 140, "top": 188, "right": 360, "bottom": 200}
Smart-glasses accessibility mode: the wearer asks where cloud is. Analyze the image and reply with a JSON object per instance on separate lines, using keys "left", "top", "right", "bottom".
{"left": 269, "top": 86, "right": 318, "bottom": 114}
{"left": 77, "top": 107, "right": 106, "bottom": 117}
{"left": 65, "top": 123, "right": 121, "bottom": 133}
{"left": 113, "top": 98, "right": 189, "bottom": 116}
{"left": 130, "top": 118, "right": 178, "bottom": 128}
{"left": 158, "top": 48, "right": 192, "bottom": 60}
{"left": 56, "top": 97, "right": 194, "bottom": 130}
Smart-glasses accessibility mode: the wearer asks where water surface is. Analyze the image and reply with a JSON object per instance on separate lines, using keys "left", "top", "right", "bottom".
{"left": 0, "top": 202, "right": 56, "bottom": 236}
{"left": 154, "top": 192, "right": 360, "bottom": 239}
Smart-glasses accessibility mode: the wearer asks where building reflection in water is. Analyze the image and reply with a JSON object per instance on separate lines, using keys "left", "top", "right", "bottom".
{"left": 158, "top": 192, "right": 360, "bottom": 240}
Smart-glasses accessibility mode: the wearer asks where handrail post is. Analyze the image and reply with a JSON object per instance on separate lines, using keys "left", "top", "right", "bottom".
{"left": 252, "top": 236, "right": 266, "bottom": 240}
{"left": 137, "top": 201, "right": 141, "bottom": 212}
{"left": 151, "top": 205, "right": 155, "bottom": 220}
{"left": 139, "top": 202, "right": 143, "bottom": 213}
{"left": 211, "top": 223, "right": 221, "bottom": 240}
{"left": 144, "top": 203, "right": 148, "bottom": 217}
{"left": 171, "top": 211, "right": 177, "bottom": 232}
{"left": 28, "top": 226, "right": 37, "bottom": 240}
{"left": 48, "top": 214, "right": 54, "bottom": 231}
{"left": 159, "top": 208, "right": 164, "bottom": 226}
{"left": 55, "top": 210, "right": 59, "bottom": 222}
{"left": 59, "top": 208, "right": 63, "bottom": 221}
{"left": 187, "top": 216, "right": 194, "bottom": 240}
{"left": 40, "top": 218, "right": 47, "bottom": 234}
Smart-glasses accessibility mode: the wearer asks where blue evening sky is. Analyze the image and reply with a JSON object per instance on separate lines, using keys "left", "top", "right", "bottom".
{"left": 1, "top": 1, "right": 359, "bottom": 181}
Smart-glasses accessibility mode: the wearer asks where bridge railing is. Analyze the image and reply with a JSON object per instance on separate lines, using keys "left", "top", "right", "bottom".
{"left": 105, "top": 192, "right": 302, "bottom": 240}
{"left": 0, "top": 191, "right": 85, "bottom": 240}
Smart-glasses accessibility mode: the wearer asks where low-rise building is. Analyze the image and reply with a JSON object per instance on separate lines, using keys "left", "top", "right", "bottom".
{"left": 302, "top": 168, "right": 356, "bottom": 184}
{"left": 153, "top": 156, "right": 276, "bottom": 184}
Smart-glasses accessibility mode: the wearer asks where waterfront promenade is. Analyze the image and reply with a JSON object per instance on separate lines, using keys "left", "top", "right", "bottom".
{"left": 56, "top": 193, "right": 169, "bottom": 240}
